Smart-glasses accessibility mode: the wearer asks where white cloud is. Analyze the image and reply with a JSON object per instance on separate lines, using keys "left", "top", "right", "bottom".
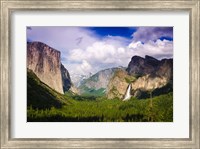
{"left": 63, "top": 38, "right": 173, "bottom": 77}
{"left": 27, "top": 27, "right": 99, "bottom": 52}
{"left": 128, "top": 39, "right": 173, "bottom": 59}
{"left": 78, "top": 60, "right": 93, "bottom": 74}
{"left": 117, "top": 47, "right": 125, "bottom": 54}
{"left": 128, "top": 41, "right": 143, "bottom": 49}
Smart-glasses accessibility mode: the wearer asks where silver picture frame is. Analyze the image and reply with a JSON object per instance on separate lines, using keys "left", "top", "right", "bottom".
{"left": 1, "top": 0, "right": 199, "bottom": 148}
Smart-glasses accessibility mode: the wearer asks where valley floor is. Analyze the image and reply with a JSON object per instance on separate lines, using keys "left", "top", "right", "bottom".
{"left": 27, "top": 92, "right": 173, "bottom": 122}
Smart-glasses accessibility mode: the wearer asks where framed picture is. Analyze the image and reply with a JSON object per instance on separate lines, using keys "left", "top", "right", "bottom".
{"left": 26, "top": 26, "right": 174, "bottom": 123}
{"left": 1, "top": 0, "right": 199, "bottom": 148}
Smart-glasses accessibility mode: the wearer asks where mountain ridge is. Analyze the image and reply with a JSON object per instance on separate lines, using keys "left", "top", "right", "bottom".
{"left": 78, "top": 67, "right": 125, "bottom": 96}
{"left": 79, "top": 55, "right": 173, "bottom": 99}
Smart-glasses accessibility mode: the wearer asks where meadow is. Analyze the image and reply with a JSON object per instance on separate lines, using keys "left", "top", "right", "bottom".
{"left": 27, "top": 92, "right": 173, "bottom": 122}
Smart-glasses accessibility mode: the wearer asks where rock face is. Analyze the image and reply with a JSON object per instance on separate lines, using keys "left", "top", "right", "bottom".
{"left": 69, "top": 85, "right": 80, "bottom": 95}
{"left": 131, "top": 75, "right": 168, "bottom": 91}
{"left": 106, "top": 69, "right": 133, "bottom": 99}
{"left": 127, "top": 55, "right": 173, "bottom": 79}
{"left": 127, "top": 55, "right": 172, "bottom": 79}
{"left": 27, "top": 42, "right": 71, "bottom": 94}
{"left": 127, "top": 55, "right": 173, "bottom": 99}
{"left": 61, "top": 64, "right": 72, "bottom": 92}
{"left": 156, "top": 58, "right": 173, "bottom": 80}
{"left": 127, "top": 55, "right": 160, "bottom": 77}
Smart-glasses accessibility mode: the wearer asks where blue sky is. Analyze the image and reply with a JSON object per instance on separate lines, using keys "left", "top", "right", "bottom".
{"left": 89, "top": 27, "right": 137, "bottom": 39}
{"left": 27, "top": 27, "right": 173, "bottom": 80}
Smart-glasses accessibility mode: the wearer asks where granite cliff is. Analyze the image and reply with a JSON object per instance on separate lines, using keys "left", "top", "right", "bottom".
{"left": 27, "top": 42, "right": 72, "bottom": 94}
{"left": 127, "top": 55, "right": 173, "bottom": 99}
{"left": 127, "top": 55, "right": 173, "bottom": 80}
{"left": 106, "top": 55, "right": 173, "bottom": 99}
{"left": 61, "top": 64, "right": 72, "bottom": 92}
{"left": 106, "top": 69, "right": 136, "bottom": 99}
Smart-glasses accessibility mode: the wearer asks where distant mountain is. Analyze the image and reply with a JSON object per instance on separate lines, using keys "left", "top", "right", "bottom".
{"left": 71, "top": 73, "right": 92, "bottom": 87}
{"left": 78, "top": 67, "right": 126, "bottom": 96}
{"left": 27, "top": 42, "right": 72, "bottom": 94}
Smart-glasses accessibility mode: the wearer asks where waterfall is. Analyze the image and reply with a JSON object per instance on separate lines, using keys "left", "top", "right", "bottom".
{"left": 123, "top": 84, "right": 131, "bottom": 101}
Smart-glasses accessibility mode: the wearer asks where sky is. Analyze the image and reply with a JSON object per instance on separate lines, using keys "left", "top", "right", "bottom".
{"left": 27, "top": 26, "right": 173, "bottom": 77}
